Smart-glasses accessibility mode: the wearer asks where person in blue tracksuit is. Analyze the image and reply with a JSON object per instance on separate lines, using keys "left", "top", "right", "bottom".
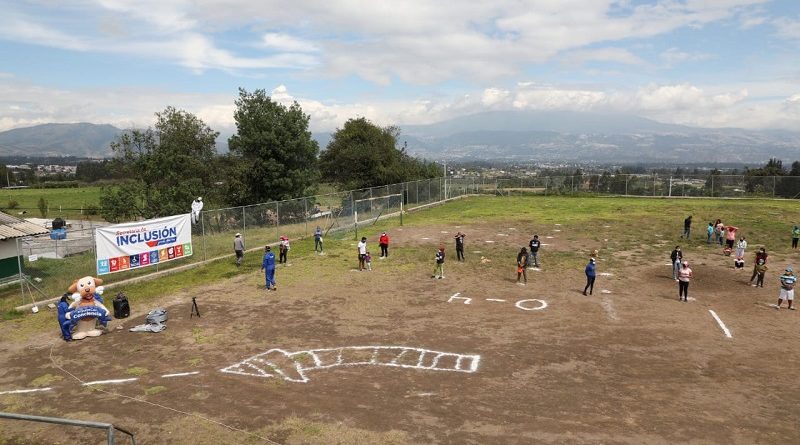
{"left": 57, "top": 293, "right": 73, "bottom": 341}
{"left": 583, "top": 258, "right": 596, "bottom": 296}
{"left": 261, "top": 245, "right": 277, "bottom": 291}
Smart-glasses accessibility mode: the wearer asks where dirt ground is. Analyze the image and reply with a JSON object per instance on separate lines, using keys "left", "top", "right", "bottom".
{"left": 1, "top": 217, "right": 799, "bottom": 444}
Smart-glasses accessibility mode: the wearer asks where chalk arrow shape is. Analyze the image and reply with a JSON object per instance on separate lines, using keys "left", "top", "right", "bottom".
{"left": 221, "top": 349, "right": 308, "bottom": 382}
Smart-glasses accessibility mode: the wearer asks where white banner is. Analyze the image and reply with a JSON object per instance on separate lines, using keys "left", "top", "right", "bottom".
{"left": 95, "top": 214, "right": 193, "bottom": 275}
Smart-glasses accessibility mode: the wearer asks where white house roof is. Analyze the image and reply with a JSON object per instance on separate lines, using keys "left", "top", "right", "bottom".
{"left": 0, "top": 212, "right": 50, "bottom": 240}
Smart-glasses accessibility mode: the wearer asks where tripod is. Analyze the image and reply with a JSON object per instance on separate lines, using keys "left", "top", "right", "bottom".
{"left": 190, "top": 297, "right": 201, "bottom": 318}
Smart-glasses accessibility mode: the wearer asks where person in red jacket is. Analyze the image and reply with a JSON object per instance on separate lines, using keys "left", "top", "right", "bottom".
{"left": 379, "top": 231, "right": 390, "bottom": 258}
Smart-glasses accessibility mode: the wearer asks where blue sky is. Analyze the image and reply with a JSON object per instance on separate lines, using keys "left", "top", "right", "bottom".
{"left": 0, "top": 0, "right": 798, "bottom": 133}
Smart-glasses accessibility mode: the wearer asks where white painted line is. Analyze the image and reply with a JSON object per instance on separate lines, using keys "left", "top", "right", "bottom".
{"left": 553, "top": 229, "right": 561, "bottom": 232}
{"left": 421, "top": 237, "right": 430, "bottom": 240}
{"left": 497, "top": 233, "right": 509, "bottom": 236}
{"left": 448, "top": 293, "right": 472, "bottom": 304}
{"left": 472, "top": 250, "right": 482, "bottom": 253}
{"left": 709, "top": 310, "right": 733, "bottom": 338}
{"left": 515, "top": 299, "right": 548, "bottom": 311}
{"left": 161, "top": 371, "right": 201, "bottom": 378}
{"left": 603, "top": 225, "right": 611, "bottom": 228}
{"left": 486, "top": 298, "right": 506, "bottom": 302}
{"left": 600, "top": 289, "right": 612, "bottom": 294}
{"left": 485, "top": 240, "right": 495, "bottom": 243}
{"left": 440, "top": 231, "right": 449, "bottom": 233}
{"left": 82, "top": 378, "right": 138, "bottom": 386}
{"left": 600, "top": 298, "right": 619, "bottom": 321}
{"left": 546, "top": 236, "right": 554, "bottom": 239}
{"left": 599, "top": 272, "right": 614, "bottom": 277}
{"left": 555, "top": 224, "right": 562, "bottom": 226}
{"left": 0, "top": 387, "right": 53, "bottom": 395}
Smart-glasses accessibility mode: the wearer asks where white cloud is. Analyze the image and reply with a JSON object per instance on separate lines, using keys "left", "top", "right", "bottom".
{"left": 773, "top": 17, "right": 800, "bottom": 41}
{"left": 659, "top": 47, "right": 711, "bottom": 66}
{"left": 262, "top": 33, "right": 319, "bottom": 53}
{"left": 562, "top": 48, "right": 647, "bottom": 66}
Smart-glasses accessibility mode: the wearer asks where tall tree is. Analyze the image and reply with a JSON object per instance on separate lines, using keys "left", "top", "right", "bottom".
{"left": 226, "top": 88, "right": 319, "bottom": 205}
{"left": 320, "top": 117, "right": 440, "bottom": 190}
{"left": 100, "top": 106, "right": 219, "bottom": 221}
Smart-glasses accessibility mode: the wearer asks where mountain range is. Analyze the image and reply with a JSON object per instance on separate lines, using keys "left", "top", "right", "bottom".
{"left": 2, "top": 111, "right": 799, "bottom": 163}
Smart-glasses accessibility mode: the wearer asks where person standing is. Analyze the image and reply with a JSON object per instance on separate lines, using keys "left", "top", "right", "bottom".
{"left": 755, "top": 259, "right": 768, "bottom": 288}
{"left": 260, "top": 246, "right": 277, "bottom": 291}
{"left": 677, "top": 260, "right": 693, "bottom": 302}
{"left": 583, "top": 258, "right": 596, "bottom": 296}
{"left": 682, "top": 215, "right": 692, "bottom": 239}
{"left": 706, "top": 222, "right": 714, "bottom": 244}
{"left": 379, "top": 232, "right": 390, "bottom": 258}
{"left": 357, "top": 237, "right": 367, "bottom": 271}
{"left": 279, "top": 236, "right": 290, "bottom": 264}
{"left": 516, "top": 247, "right": 528, "bottom": 284}
{"left": 432, "top": 245, "right": 445, "bottom": 279}
{"left": 725, "top": 226, "right": 738, "bottom": 250}
{"left": 735, "top": 236, "right": 747, "bottom": 259}
{"left": 528, "top": 235, "right": 541, "bottom": 268}
{"left": 365, "top": 251, "right": 372, "bottom": 271}
{"left": 314, "top": 226, "right": 324, "bottom": 254}
{"left": 670, "top": 246, "right": 683, "bottom": 280}
{"left": 454, "top": 231, "right": 466, "bottom": 261}
{"left": 792, "top": 225, "right": 800, "bottom": 249}
{"left": 233, "top": 233, "right": 245, "bottom": 267}
{"left": 776, "top": 266, "right": 796, "bottom": 310}
{"left": 750, "top": 248, "right": 768, "bottom": 285}
{"left": 714, "top": 219, "right": 724, "bottom": 246}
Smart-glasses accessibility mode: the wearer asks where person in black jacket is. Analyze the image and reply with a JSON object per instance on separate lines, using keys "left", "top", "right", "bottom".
{"left": 682, "top": 215, "right": 692, "bottom": 239}
{"left": 528, "top": 235, "right": 541, "bottom": 268}
{"left": 454, "top": 231, "right": 466, "bottom": 261}
{"left": 670, "top": 246, "right": 683, "bottom": 280}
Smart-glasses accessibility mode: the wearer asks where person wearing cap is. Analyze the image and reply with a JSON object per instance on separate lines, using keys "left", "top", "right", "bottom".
{"left": 379, "top": 232, "right": 390, "bottom": 258}
{"left": 279, "top": 236, "right": 290, "bottom": 265}
{"left": 191, "top": 197, "right": 203, "bottom": 225}
{"left": 357, "top": 237, "right": 368, "bottom": 271}
{"left": 583, "top": 258, "right": 596, "bottom": 296}
{"left": 314, "top": 226, "right": 324, "bottom": 254}
{"left": 233, "top": 233, "right": 244, "bottom": 266}
{"left": 776, "top": 266, "right": 796, "bottom": 310}
{"left": 260, "top": 245, "right": 277, "bottom": 291}
{"left": 677, "top": 260, "right": 693, "bottom": 302}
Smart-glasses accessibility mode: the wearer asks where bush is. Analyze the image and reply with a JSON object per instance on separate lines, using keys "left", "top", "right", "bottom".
{"left": 6, "top": 200, "right": 18, "bottom": 209}
{"left": 85, "top": 204, "right": 100, "bottom": 216}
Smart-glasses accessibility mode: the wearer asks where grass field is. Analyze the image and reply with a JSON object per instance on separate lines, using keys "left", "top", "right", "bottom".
{"left": 1, "top": 195, "right": 799, "bottom": 444}
{"left": 0, "top": 186, "right": 103, "bottom": 219}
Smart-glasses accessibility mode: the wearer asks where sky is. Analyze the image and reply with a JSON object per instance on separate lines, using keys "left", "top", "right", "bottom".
{"left": 0, "top": 0, "right": 799, "bottom": 134}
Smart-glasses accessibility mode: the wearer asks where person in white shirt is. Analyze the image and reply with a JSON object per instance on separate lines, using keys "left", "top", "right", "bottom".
{"left": 191, "top": 197, "right": 203, "bottom": 224}
{"left": 677, "top": 261, "right": 693, "bottom": 302}
{"left": 357, "top": 237, "right": 367, "bottom": 271}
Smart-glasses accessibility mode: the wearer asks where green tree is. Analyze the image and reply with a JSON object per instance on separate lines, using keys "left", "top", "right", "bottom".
{"left": 226, "top": 88, "right": 319, "bottom": 206}
{"left": 320, "top": 118, "right": 440, "bottom": 190}
{"left": 100, "top": 106, "right": 220, "bottom": 221}
{"left": 37, "top": 197, "right": 47, "bottom": 217}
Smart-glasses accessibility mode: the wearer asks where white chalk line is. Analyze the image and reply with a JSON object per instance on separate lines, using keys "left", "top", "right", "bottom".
{"left": 485, "top": 298, "right": 506, "bottom": 302}
{"left": 221, "top": 346, "right": 481, "bottom": 383}
{"left": 599, "top": 272, "right": 614, "bottom": 277}
{"left": 600, "top": 298, "right": 619, "bottom": 321}
{"left": 161, "top": 371, "right": 201, "bottom": 378}
{"left": 82, "top": 378, "right": 138, "bottom": 386}
{"left": 709, "top": 310, "right": 733, "bottom": 338}
{"left": 515, "top": 299, "right": 548, "bottom": 311}
{"left": 0, "top": 387, "right": 52, "bottom": 395}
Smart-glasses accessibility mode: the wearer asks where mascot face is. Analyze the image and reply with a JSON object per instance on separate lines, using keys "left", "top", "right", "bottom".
{"left": 69, "top": 276, "right": 103, "bottom": 302}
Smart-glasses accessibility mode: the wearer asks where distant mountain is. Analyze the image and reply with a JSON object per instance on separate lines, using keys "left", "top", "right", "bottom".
{"left": 397, "top": 111, "right": 800, "bottom": 163}
{"left": 0, "top": 123, "right": 122, "bottom": 157}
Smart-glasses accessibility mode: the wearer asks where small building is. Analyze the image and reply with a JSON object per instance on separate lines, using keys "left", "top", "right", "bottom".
{"left": 0, "top": 212, "right": 50, "bottom": 279}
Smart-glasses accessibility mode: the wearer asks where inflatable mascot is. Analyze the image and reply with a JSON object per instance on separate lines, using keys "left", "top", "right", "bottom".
{"left": 62, "top": 276, "right": 112, "bottom": 340}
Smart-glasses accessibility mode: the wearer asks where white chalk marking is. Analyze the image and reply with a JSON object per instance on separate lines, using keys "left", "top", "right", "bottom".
{"left": 603, "top": 225, "right": 611, "bottom": 228}
{"left": 515, "top": 299, "right": 548, "bottom": 311}
{"left": 421, "top": 237, "right": 430, "bottom": 240}
{"left": 161, "top": 371, "right": 200, "bottom": 378}
{"left": 655, "top": 234, "right": 663, "bottom": 237}
{"left": 448, "top": 293, "right": 472, "bottom": 305}
{"left": 600, "top": 289, "right": 612, "bottom": 294}
{"left": 440, "top": 231, "right": 449, "bottom": 233}
{"left": 508, "top": 227, "right": 517, "bottom": 230}
{"left": 539, "top": 243, "right": 550, "bottom": 246}
{"left": 221, "top": 346, "right": 481, "bottom": 383}
{"left": 709, "top": 310, "right": 733, "bottom": 338}
{"left": 472, "top": 250, "right": 482, "bottom": 253}
{"left": 599, "top": 272, "right": 614, "bottom": 277}
{"left": 497, "top": 233, "right": 508, "bottom": 236}
{"left": 0, "top": 387, "right": 53, "bottom": 395}
{"left": 687, "top": 297, "right": 696, "bottom": 301}
{"left": 600, "top": 298, "right": 619, "bottom": 321}
{"left": 82, "top": 378, "right": 138, "bottom": 386}
{"left": 486, "top": 298, "right": 507, "bottom": 302}
{"left": 603, "top": 238, "right": 608, "bottom": 242}
{"left": 553, "top": 229, "right": 561, "bottom": 232}
{"left": 546, "top": 236, "right": 554, "bottom": 239}
{"left": 485, "top": 240, "right": 495, "bottom": 243}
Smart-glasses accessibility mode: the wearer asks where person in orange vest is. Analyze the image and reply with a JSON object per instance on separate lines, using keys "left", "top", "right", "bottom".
{"left": 379, "top": 231, "right": 390, "bottom": 258}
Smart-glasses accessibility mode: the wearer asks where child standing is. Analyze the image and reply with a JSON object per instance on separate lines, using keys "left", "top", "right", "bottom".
{"left": 314, "top": 226, "right": 324, "bottom": 253}
{"left": 677, "top": 260, "right": 693, "bottom": 302}
{"left": 735, "top": 236, "right": 747, "bottom": 259}
{"left": 706, "top": 222, "right": 714, "bottom": 244}
{"left": 776, "top": 266, "right": 796, "bottom": 310}
{"left": 583, "top": 258, "right": 596, "bottom": 296}
{"left": 516, "top": 247, "right": 528, "bottom": 284}
{"left": 365, "top": 251, "right": 372, "bottom": 271}
{"left": 792, "top": 225, "right": 800, "bottom": 249}
{"left": 755, "top": 259, "right": 767, "bottom": 287}
{"left": 432, "top": 245, "right": 445, "bottom": 279}
{"left": 279, "top": 236, "right": 290, "bottom": 264}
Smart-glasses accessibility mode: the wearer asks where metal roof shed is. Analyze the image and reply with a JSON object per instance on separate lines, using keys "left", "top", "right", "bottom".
{"left": 0, "top": 212, "right": 50, "bottom": 279}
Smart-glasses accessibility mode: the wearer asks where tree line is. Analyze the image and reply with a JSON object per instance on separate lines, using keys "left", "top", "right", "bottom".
{"left": 97, "top": 89, "right": 442, "bottom": 222}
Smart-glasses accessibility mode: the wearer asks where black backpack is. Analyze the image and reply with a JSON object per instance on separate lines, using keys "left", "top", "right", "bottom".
{"left": 113, "top": 292, "right": 130, "bottom": 319}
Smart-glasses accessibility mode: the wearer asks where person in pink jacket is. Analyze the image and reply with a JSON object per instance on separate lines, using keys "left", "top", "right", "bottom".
{"left": 725, "top": 226, "right": 738, "bottom": 250}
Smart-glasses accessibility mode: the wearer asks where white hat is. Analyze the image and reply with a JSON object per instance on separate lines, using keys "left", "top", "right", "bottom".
{"left": 197, "top": 197, "right": 202, "bottom": 201}
{"left": 235, "top": 233, "right": 241, "bottom": 237}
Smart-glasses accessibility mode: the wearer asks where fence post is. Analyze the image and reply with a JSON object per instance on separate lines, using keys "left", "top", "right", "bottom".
{"left": 773, "top": 176, "right": 776, "bottom": 197}
{"left": 201, "top": 211, "right": 206, "bottom": 262}
{"left": 625, "top": 176, "right": 629, "bottom": 195}
{"left": 275, "top": 202, "right": 280, "bottom": 241}
{"left": 304, "top": 198, "right": 308, "bottom": 236}
{"left": 711, "top": 175, "right": 714, "bottom": 197}
{"left": 242, "top": 206, "right": 246, "bottom": 243}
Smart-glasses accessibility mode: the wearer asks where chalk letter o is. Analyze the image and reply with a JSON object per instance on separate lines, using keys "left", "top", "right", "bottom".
{"left": 515, "top": 299, "right": 547, "bottom": 311}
